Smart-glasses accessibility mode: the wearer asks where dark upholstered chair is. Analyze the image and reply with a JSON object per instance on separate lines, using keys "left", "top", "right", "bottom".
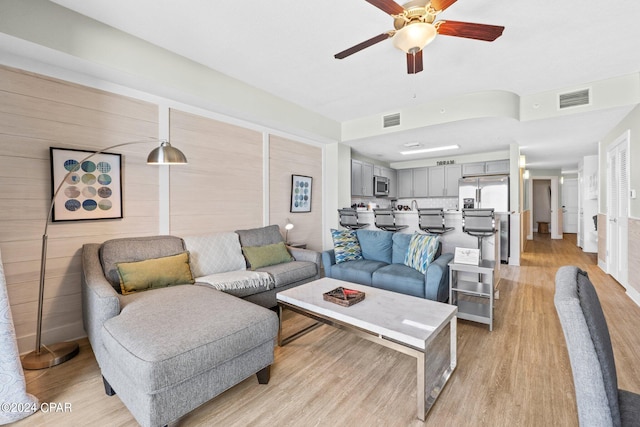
{"left": 554, "top": 266, "right": 640, "bottom": 427}
{"left": 418, "top": 208, "right": 454, "bottom": 235}
{"left": 373, "top": 208, "right": 408, "bottom": 232}
{"left": 338, "top": 208, "right": 369, "bottom": 230}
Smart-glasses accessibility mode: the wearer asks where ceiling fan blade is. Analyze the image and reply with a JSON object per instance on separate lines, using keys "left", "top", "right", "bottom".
{"left": 436, "top": 20, "right": 505, "bottom": 41}
{"left": 407, "top": 50, "right": 424, "bottom": 74}
{"left": 334, "top": 32, "right": 392, "bottom": 59}
{"left": 436, "top": 21, "right": 504, "bottom": 42}
{"left": 365, "top": 0, "right": 405, "bottom": 16}
{"left": 430, "top": 0, "right": 458, "bottom": 13}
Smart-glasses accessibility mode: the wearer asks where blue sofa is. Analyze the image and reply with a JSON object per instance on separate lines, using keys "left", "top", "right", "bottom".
{"left": 322, "top": 229, "right": 454, "bottom": 302}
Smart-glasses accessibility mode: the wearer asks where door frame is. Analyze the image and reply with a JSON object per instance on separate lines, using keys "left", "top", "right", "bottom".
{"left": 527, "top": 176, "right": 561, "bottom": 239}
{"left": 606, "top": 129, "right": 630, "bottom": 289}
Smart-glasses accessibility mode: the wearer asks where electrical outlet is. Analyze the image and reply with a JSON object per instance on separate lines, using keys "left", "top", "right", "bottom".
{"left": 631, "top": 189, "right": 637, "bottom": 199}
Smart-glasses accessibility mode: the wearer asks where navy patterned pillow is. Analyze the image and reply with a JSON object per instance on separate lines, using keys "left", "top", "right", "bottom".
{"left": 330, "top": 229, "right": 363, "bottom": 264}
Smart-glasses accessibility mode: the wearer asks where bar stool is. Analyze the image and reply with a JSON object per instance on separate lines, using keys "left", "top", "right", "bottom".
{"left": 373, "top": 208, "right": 408, "bottom": 232}
{"left": 418, "top": 208, "right": 454, "bottom": 235}
{"left": 462, "top": 208, "right": 496, "bottom": 260}
{"left": 338, "top": 208, "right": 369, "bottom": 230}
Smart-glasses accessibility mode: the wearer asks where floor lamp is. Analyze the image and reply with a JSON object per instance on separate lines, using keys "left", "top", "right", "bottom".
{"left": 21, "top": 140, "right": 187, "bottom": 370}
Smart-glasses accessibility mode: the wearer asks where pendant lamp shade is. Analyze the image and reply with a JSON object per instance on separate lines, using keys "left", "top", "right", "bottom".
{"left": 147, "top": 140, "right": 188, "bottom": 165}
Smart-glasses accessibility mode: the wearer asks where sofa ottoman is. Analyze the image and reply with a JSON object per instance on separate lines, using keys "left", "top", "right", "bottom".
{"left": 100, "top": 284, "right": 278, "bottom": 427}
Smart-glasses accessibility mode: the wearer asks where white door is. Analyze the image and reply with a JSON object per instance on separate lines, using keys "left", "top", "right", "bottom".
{"left": 607, "top": 131, "right": 629, "bottom": 288}
{"left": 562, "top": 178, "right": 579, "bottom": 233}
{"left": 577, "top": 171, "right": 584, "bottom": 247}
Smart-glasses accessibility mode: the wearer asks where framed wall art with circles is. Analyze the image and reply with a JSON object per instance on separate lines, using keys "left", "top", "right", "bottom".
{"left": 290, "top": 174, "right": 312, "bottom": 213}
{"left": 50, "top": 147, "right": 123, "bottom": 221}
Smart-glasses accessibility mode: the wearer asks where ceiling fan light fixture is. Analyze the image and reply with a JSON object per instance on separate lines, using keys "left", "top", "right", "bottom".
{"left": 392, "top": 22, "right": 437, "bottom": 54}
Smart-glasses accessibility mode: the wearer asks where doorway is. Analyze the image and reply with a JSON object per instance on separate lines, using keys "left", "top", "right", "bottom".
{"left": 533, "top": 180, "right": 551, "bottom": 233}
{"left": 528, "top": 176, "right": 560, "bottom": 239}
{"left": 562, "top": 178, "right": 578, "bottom": 233}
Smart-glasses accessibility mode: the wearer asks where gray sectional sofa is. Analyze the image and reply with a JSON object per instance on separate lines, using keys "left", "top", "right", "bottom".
{"left": 322, "top": 229, "right": 453, "bottom": 302}
{"left": 81, "top": 225, "right": 320, "bottom": 427}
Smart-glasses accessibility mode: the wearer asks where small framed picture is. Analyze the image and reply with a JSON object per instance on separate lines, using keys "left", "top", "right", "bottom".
{"left": 50, "top": 147, "right": 123, "bottom": 222}
{"left": 290, "top": 174, "right": 312, "bottom": 213}
{"left": 454, "top": 247, "right": 480, "bottom": 265}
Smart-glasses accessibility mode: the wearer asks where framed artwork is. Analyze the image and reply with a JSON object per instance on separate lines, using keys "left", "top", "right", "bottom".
{"left": 290, "top": 174, "right": 312, "bottom": 213}
{"left": 50, "top": 147, "right": 123, "bottom": 222}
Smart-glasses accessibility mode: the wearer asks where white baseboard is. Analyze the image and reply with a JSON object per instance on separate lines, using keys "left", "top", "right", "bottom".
{"left": 598, "top": 259, "right": 607, "bottom": 272}
{"left": 626, "top": 286, "right": 640, "bottom": 308}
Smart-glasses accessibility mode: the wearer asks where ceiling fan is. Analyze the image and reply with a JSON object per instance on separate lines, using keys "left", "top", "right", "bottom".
{"left": 334, "top": 0, "right": 505, "bottom": 74}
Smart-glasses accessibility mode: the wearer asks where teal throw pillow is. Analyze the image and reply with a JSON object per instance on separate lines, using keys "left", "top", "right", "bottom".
{"left": 404, "top": 233, "right": 440, "bottom": 274}
{"left": 331, "top": 229, "right": 363, "bottom": 264}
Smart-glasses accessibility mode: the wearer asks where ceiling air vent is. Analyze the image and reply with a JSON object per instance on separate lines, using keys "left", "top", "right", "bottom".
{"left": 383, "top": 113, "right": 401, "bottom": 128}
{"left": 559, "top": 88, "right": 590, "bottom": 109}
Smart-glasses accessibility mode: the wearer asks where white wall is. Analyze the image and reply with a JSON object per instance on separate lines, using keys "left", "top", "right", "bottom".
{"left": 533, "top": 179, "right": 551, "bottom": 230}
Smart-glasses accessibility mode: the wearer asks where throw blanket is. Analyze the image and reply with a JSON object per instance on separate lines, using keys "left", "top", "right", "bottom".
{"left": 196, "top": 270, "right": 274, "bottom": 292}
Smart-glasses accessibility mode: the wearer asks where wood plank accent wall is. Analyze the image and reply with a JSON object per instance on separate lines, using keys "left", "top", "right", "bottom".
{"left": 168, "top": 110, "right": 264, "bottom": 236}
{"left": 269, "top": 135, "right": 322, "bottom": 250}
{"left": 0, "top": 66, "right": 159, "bottom": 352}
{"left": 598, "top": 214, "right": 607, "bottom": 264}
{"left": 629, "top": 218, "right": 640, "bottom": 296}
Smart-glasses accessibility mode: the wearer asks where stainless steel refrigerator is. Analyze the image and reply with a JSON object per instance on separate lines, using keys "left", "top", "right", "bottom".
{"left": 458, "top": 176, "right": 510, "bottom": 263}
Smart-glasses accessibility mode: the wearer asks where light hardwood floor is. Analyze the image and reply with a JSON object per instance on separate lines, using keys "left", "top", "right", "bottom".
{"left": 17, "top": 234, "right": 640, "bottom": 426}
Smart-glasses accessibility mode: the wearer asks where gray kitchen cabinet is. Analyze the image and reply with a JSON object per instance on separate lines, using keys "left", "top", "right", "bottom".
{"left": 362, "top": 162, "right": 373, "bottom": 196}
{"left": 412, "top": 168, "right": 428, "bottom": 197}
{"left": 485, "top": 159, "right": 510, "bottom": 175}
{"left": 351, "top": 160, "right": 363, "bottom": 196}
{"left": 428, "top": 166, "right": 445, "bottom": 197}
{"left": 462, "top": 162, "right": 486, "bottom": 176}
{"left": 351, "top": 159, "right": 373, "bottom": 196}
{"left": 462, "top": 160, "right": 510, "bottom": 176}
{"left": 397, "top": 167, "right": 429, "bottom": 198}
{"left": 397, "top": 169, "right": 413, "bottom": 198}
{"left": 428, "top": 164, "right": 461, "bottom": 197}
{"left": 445, "top": 164, "right": 462, "bottom": 196}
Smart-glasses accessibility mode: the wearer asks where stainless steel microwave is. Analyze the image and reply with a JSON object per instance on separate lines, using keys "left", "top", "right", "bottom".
{"left": 373, "top": 175, "right": 389, "bottom": 196}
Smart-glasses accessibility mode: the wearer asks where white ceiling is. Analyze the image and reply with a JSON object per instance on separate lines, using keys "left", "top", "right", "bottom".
{"left": 49, "top": 0, "right": 640, "bottom": 170}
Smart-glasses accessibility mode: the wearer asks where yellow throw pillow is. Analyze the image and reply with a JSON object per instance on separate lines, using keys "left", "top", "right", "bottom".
{"left": 242, "top": 242, "right": 293, "bottom": 270}
{"left": 116, "top": 252, "right": 195, "bottom": 295}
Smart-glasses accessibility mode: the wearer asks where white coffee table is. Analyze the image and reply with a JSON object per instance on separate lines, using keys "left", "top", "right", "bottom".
{"left": 277, "top": 277, "right": 457, "bottom": 421}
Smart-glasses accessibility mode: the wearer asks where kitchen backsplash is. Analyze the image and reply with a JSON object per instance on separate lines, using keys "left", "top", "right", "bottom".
{"left": 350, "top": 197, "right": 458, "bottom": 210}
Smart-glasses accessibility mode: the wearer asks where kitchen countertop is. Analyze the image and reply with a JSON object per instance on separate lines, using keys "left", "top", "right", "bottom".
{"left": 356, "top": 209, "right": 512, "bottom": 215}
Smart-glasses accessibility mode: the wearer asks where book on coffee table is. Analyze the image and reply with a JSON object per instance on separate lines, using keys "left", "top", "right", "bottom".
{"left": 323, "top": 287, "right": 365, "bottom": 307}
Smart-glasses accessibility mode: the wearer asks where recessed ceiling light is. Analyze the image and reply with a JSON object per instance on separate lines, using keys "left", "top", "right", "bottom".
{"left": 400, "top": 144, "right": 460, "bottom": 155}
